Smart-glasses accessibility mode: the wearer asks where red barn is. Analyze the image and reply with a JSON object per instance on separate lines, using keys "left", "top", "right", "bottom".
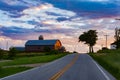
{"left": 25, "top": 39, "right": 62, "bottom": 52}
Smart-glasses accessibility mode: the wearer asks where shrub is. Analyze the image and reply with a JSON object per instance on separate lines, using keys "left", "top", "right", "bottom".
{"left": 59, "top": 46, "right": 66, "bottom": 52}
{"left": 46, "top": 50, "right": 60, "bottom": 55}
{"left": 8, "top": 47, "right": 18, "bottom": 59}
{"left": 51, "top": 50, "right": 59, "bottom": 54}
{"left": 0, "top": 49, "right": 4, "bottom": 60}
{"left": 0, "top": 66, "right": 2, "bottom": 71}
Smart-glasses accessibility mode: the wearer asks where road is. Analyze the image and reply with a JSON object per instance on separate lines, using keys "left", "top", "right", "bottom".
{"left": 0, "top": 54, "right": 116, "bottom": 80}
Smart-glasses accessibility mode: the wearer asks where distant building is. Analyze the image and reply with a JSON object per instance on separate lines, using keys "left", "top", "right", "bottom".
{"left": 110, "top": 42, "right": 117, "bottom": 49}
{"left": 13, "top": 47, "right": 25, "bottom": 51}
{"left": 25, "top": 39, "right": 62, "bottom": 52}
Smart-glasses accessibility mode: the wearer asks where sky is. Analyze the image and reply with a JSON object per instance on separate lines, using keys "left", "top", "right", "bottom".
{"left": 0, "top": 0, "right": 120, "bottom": 52}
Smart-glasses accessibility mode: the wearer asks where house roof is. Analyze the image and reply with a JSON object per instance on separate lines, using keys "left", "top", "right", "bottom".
{"left": 25, "top": 39, "right": 60, "bottom": 46}
{"left": 111, "top": 42, "right": 117, "bottom": 45}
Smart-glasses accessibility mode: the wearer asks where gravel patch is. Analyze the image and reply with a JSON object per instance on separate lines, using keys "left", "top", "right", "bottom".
{"left": 3, "top": 63, "right": 47, "bottom": 68}
{"left": 0, "top": 60, "right": 12, "bottom": 63}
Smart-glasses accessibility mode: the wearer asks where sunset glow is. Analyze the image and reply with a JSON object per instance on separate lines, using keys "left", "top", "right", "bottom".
{"left": 0, "top": 0, "right": 120, "bottom": 52}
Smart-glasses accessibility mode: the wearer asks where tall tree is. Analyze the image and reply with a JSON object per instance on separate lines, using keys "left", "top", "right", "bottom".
{"left": 114, "top": 28, "right": 120, "bottom": 48}
{"left": 114, "top": 28, "right": 120, "bottom": 41}
{"left": 79, "top": 30, "right": 98, "bottom": 53}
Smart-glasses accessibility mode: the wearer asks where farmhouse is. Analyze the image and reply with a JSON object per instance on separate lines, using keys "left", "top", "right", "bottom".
{"left": 110, "top": 42, "right": 117, "bottom": 49}
{"left": 25, "top": 39, "right": 62, "bottom": 52}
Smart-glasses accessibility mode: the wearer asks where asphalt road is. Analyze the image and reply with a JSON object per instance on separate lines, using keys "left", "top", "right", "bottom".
{"left": 0, "top": 54, "right": 116, "bottom": 80}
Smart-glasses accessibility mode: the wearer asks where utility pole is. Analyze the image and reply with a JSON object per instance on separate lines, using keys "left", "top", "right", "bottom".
{"left": 6, "top": 41, "right": 8, "bottom": 50}
{"left": 104, "top": 35, "right": 109, "bottom": 48}
{"left": 101, "top": 44, "right": 103, "bottom": 49}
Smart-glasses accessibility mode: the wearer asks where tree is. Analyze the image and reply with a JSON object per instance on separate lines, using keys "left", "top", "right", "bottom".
{"left": 79, "top": 30, "right": 98, "bottom": 53}
{"left": 0, "top": 66, "right": 2, "bottom": 71}
{"left": 114, "top": 28, "right": 120, "bottom": 48}
{"left": 59, "top": 46, "right": 66, "bottom": 52}
{"left": 0, "top": 49, "right": 4, "bottom": 60}
{"left": 39, "top": 35, "right": 44, "bottom": 40}
{"left": 114, "top": 28, "right": 120, "bottom": 41}
{"left": 8, "top": 47, "right": 18, "bottom": 59}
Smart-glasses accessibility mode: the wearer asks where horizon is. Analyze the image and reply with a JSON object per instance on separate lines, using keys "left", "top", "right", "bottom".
{"left": 0, "top": 0, "right": 120, "bottom": 52}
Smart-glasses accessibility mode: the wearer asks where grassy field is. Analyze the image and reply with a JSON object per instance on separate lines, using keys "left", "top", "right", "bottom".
{"left": 0, "top": 53, "right": 68, "bottom": 78}
{"left": 0, "top": 53, "right": 67, "bottom": 66}
{"left": 90, "top": 49, "right": 120, "bottom": 80}
{"left": 0, "top": 67, "right": 32, "bottom": 78}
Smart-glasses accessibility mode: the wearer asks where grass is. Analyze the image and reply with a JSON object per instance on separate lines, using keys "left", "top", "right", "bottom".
{"left": 0, "top": 53, "right": 68, "bottom": 78}
{"left": 0, "top": 53, "right": 67, "bottom": 66}
{"left": 90, "top": 49, "right": 120, "bottom": 80}
{"left": 0, "top": 52, "right": 46, "bottom": 59}
{"left": 15, "top": 52, "right": 46, "bottom": 57}
{"left": 0, "top": 67, "right": 32, "bottom": 78}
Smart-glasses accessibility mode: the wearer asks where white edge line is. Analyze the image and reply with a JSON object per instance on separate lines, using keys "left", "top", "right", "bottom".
{"left": 87, "top": 54, "right": 111, "bottom": 80}
{"left": 92, "top": 60, "right": 111, "bottom": 80}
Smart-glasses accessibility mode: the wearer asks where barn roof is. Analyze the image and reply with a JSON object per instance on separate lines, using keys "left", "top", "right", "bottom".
{"left": 25, "top": 39, "right": 60, "bottom": 46}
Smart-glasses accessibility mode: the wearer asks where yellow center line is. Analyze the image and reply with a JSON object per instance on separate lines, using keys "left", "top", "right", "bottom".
{"left": 49, "top": 54, "right": 79, "bottom": 80}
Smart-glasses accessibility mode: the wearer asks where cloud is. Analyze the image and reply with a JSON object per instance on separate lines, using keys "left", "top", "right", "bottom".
{"left": 0, "top": 2, "right": 76, "bottom": 30}
{"left": 0, "top": 36, "right": 26, "bottom": 50}
{"left": 45, "top": 0, "right": 120, "bottom": 19}
{"left": 0, "top": 0, "right": 120, "bottom": 52}
{"left": 0, "top": 1, "right": 28, "bottom": 13}
{"left": 72, "top": 0, "right": 120, "bottom": 3}
{"left": 1, "top": 0, "right": 41, "bottom": 7}
{"left": 79, "top": 0, "right": 109, "bottom": 2}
